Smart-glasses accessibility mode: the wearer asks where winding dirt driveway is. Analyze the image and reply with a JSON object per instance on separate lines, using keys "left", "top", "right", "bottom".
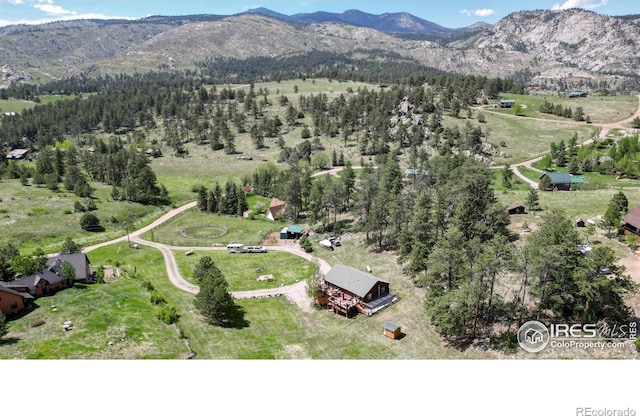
{"left": 508, "top": 94, "right": 640, "bottom": 188}
{"left": 82, "top": 201, "right": 329, "bottom": 313}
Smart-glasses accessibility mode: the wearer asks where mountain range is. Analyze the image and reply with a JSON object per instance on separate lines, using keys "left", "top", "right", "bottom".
{"left": 238, "top": 8, "right": 464, "bottom": 33}
{"left": 0, "top": 8, "right": 638, "bottom": 91}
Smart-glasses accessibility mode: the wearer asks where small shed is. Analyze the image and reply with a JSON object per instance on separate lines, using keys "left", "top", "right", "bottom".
{"left": 383, "top": 321, "right": 402, "bottom": 339}
{"left": 507, "top": 204, "right": 526, "bottom": 215}
{"left": 280, "top": 225, "right": 303, "bottom": 240}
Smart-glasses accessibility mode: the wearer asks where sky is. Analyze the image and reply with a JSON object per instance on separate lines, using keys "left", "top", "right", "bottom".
{"left": 1, "top": 0, "right": 639, "bottom": 29}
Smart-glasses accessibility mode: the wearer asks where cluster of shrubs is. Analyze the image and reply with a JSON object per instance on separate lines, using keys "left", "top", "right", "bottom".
{"left": 140, "top": 278, "right": 179, "bottom": 324}
{"left": 299, "top": 235, "right": 313, "bottom": 253}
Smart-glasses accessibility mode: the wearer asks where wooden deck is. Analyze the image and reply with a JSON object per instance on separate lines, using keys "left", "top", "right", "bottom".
{"left": 321, "top": 285, "right": 397, "bottom": 317}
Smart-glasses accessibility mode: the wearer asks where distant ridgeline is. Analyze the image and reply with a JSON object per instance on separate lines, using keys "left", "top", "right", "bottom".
{"left": 0, "top": 50, "right": 525, "bottom": 102}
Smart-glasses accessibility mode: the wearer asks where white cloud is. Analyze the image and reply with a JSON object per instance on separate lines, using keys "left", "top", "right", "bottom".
{"left": 0, "top": 13, "right": 138, "bottom": 27}
{"left": 460, "top": 8, "right": 495, "bottom": 17}
{"left": 474, "top": 9, "right": 495, "bottom": 17}
{"left": 34, "top": 3, "right": 76, "bottom": 15}
{"left": 0, "top": 0, "right": 138, "bottom": 27}
{"left": 551, "top": 0, "right": 608, "bottom": 10}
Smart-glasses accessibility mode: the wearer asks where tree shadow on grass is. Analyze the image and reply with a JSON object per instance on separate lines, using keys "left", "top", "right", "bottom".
{"left": 219, "top": 304, "right": 250, "bottom": 329}
{"left": 0, "top": 335, "right": 20, "bottom": 346}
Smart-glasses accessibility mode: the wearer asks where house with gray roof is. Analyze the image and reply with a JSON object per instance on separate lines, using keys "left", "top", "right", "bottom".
{"left": 3, "top": 270, "right": 69, "bottom": 297}
{"left": 47, "top": 252, "right": 92, "bottom": 283}
{"left": 539, "top": 172, "right": 573, "bottom": 191}
{"left": 322, "top": 264, "right": 397, "bottom": 316}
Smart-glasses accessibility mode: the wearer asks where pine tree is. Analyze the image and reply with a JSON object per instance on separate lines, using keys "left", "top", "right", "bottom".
{"left": 526, "top": 188, "right": 540, "bottom": 211}
{"left": 194, "top": 258, "right": 237, "bottom": 325}
{"left": 197, "top": 188, "right": 208, "bottom": 212}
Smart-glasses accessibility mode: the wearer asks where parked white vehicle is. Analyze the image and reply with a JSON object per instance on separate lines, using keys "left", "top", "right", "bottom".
{"left": 227, "top": 243, "right": 245, "bottom": 253}
{"left": 319, "top": 240, "right": 334, "bottom": 251}
{"left": 247, "top": 246, "right": 267, "bottom": 253}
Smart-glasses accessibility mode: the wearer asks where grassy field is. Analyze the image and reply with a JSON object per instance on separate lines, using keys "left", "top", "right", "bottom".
{"left": 174, "top": 250, "right": 314, "bottom": 291}
{"left": 492, "top": 168, "right": 531, "bottom": 192}
{"left": 496, "top": 187, "right": 640, "bottom": 227}
{"left": 211, "top": 78, "right": 378, "bottom": 98}
{"left": 0, "top": 239, "right": 495, "bottom": 359}
{"left": 0, "top": 278, "right": 190, "bottom": 359}
{"left": 143, "top": 209, "right": 282, "bottom": 247}
{"left": 478, "top": 110, "right": 599, "bottom": 164}
{"left": 0, "top": 178, "right": 168, "bottom": 254}
{"left": 493, "top": 93, "right": 639, "bottom": 124}
{"left": 76, "top": 242, "right": 481, "bottom": 359}
{"left": 0, "top": 98, "right": 37, "bottom": 114}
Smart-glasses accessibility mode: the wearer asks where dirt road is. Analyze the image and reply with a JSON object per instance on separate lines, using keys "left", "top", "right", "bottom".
{"left": 508, "top": 94, "right": 640, "bottom": 188}
{"left": 82, "top": 200, "right": 329, "bottom": 313}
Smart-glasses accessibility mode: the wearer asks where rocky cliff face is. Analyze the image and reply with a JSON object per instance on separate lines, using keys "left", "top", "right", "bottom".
{"left": 1, "top": 65, "right": 31, "bottom": 86}
{"left": 469, "top": 9, "right": 640, "bottom": 86}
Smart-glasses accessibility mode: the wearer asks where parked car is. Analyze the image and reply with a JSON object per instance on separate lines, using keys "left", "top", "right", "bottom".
{"left": 578, "top": 245, "right": 592, "bottom": 255}
{"left": 247, "top": 246, "right": 267, "bottom": 253}
{"left": 328, "top": 236, "right": 341, "bottom": 247}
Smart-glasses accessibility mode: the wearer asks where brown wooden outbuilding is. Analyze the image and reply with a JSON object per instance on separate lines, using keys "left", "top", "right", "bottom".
{"left": 383, "top": 321, "right": 402, "bottom": 339}
{"left": 507, "top": 204, "right": 526, "bottom": 215}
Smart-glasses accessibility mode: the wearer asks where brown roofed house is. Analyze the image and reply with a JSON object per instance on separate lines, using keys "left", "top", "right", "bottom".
{"left": 265, "top": 197, "right": 286, "bottom": 221}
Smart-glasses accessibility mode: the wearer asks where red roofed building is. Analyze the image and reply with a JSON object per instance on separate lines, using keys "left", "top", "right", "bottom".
{"left": 265, "top": 197, "right": 286, "bottom": 221}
